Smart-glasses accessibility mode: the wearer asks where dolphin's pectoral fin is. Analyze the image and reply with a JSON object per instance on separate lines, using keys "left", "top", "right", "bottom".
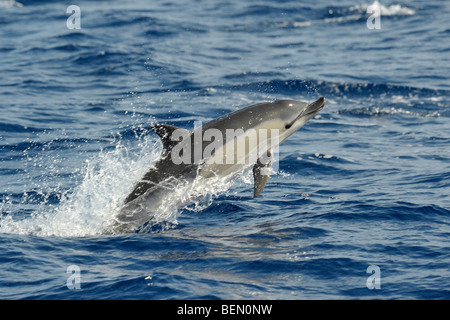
{"left": 150, "top": 123, "right": 192, "bottom": 153}
{"left": 252, "top": 151, "right": 273, "bottom": 198}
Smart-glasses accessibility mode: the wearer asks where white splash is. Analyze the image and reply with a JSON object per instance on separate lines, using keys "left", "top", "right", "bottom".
{"left": 377, "top": 2, "right": 416, "bottom": 16}
{"left": 292, "top": 1, "right": 415, "bottom": 28}
{"left": 0, "top": 134, "right": 159, "bottom": 236}
{"left": 0, "top": 0, "right": 23, "bottom": 8}
{"left": 0, "top": 129, "right": 242, "bottom": 237}
{"left": 352, "top": 1, "right": 415, "bottom": 16}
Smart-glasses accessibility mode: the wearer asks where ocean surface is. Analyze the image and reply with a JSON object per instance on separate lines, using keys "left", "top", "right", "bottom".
{"left": 0, "top": 0, "right": 449, "bottom": 299}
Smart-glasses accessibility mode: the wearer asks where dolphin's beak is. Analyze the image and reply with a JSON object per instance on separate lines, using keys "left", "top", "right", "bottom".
{"left": 303, "top": 97, "right": 326, "bottom": 116}
{"left": 285, "top": 97, "right": 325, "bottom": 129}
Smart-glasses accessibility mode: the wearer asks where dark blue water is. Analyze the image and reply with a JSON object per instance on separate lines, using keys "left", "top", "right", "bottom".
{"left": 1, "top": 0, "right": 449, "bottom": 299}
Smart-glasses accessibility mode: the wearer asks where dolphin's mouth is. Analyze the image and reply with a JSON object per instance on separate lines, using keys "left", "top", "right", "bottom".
{"left": 285, "top": 97, "right": 325, "bottom": 129}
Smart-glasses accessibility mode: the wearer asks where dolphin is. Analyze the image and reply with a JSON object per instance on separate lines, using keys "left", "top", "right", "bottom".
{"left": 109, "top": 97, "right": 325, "bottom": 233}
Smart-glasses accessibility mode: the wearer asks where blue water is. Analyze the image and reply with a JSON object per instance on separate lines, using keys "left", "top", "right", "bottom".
{"left": 0, "top": 0, "right": 449, "bottom": 299}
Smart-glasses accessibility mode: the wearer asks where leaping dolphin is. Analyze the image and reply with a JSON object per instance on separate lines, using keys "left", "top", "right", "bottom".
{"left": 109, "top": 97, "right": 325, "bottom": 233}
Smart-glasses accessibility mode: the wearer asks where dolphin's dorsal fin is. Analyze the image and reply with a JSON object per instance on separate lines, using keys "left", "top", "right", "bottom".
{"left": 150, "top": 123, "right": 191, "bottom": 153}
{"left": 252, "top": 151, "right": 273, "bottom": 198}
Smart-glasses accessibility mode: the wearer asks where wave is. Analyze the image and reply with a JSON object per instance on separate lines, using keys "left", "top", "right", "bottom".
{"left": 361, "top": 1, "right": 415, "bottom": 16}
{"left": 329, "top": 201, "right": 450, "bottom": 223}
{"left": 338, "top": 106, "right": 442, "bottom": 118}
{"left": 147, "top": 76, "right": 449, "bottom": 101}
{"left": 225, "top": 78, "right": 447, "bottom": 96}
{"left": 0, "top": 122, "right": 44, "bottom": 133}
{"left": 0, "top": 0, "right": 23, "bottom": 7}
{"left": 217, "top": 79, "right": 449, "bottom": 118}
{"left": 292, "top": 1, "right": 415, "bottom": 28}
{"left": 226, "top": 1, "right": 416, "bottom": 30}
{"left": 129, "top": 77, "right": 449, "bottom": 119}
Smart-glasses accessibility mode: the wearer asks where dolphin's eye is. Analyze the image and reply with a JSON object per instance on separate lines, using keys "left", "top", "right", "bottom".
{"left": 285, "top": 123, "right": 292, "bottom": 129}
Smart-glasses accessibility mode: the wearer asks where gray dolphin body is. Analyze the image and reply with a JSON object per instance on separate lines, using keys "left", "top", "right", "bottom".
{"left": 110, "top": 97, "right": 325, "bottom": 233}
